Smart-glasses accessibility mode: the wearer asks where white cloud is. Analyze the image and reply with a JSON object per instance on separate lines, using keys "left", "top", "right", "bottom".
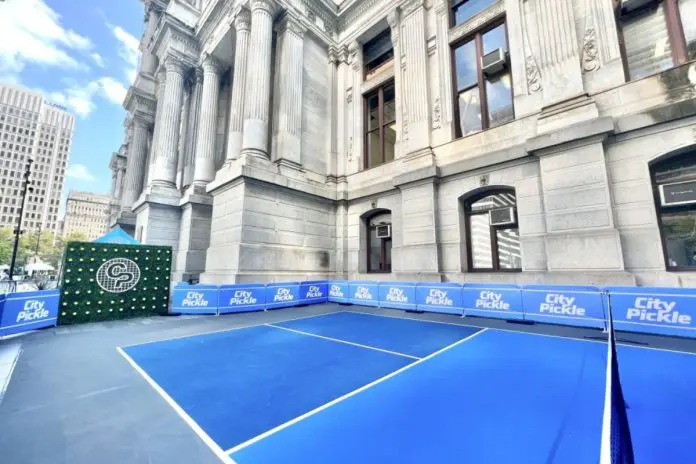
{"left": 66, "top": 164, "right": 97, "bottom": 182}
{"left": 91, "top": 52, "right": 105, "bottom": 68}
{"left": 97, "top": 77, "right": 127, "bottom": 105}
{"left": 112, "top": 25, "right": 140, "bottom": 84}
{"left": 39, "top": 76, "right": 126, "bottom": 118}
{"left": 0, "top": 0, "right": 93, "bottom": 81}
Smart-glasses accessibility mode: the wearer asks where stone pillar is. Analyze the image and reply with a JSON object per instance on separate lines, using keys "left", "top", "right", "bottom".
{"left": 399, "top": 2, "right": 431, "bottom": 155}
{"left": 433, "top": 0, "right": 453, "bottom": 141}
{"left": 176, "top": 83, "right": 191, "bottom": 189}
{"left": 184, "top": 68, "right": 203, "bottom": 188}
{"left": 326, "top": 46, "right": 338, "bottom": 180}
{"left": 140, "top": 5, "right": 161, "bottom": 75}
{"left": 336, "top": 46, "right": 348, "bottom": 180}
{"left": 388, "top": 12, "right": 404, "bottom": 161}
{"left": 114, "top": 167, "right": 124, "bottom": 200}
{"left": 272, "top": 13, "right": 305, "bottom": 167}
{"left": 240, "top": 0, "right": 276, "bottom": 159}
{"left": 193, "top": 55, "right": 221, "bottom": 185}
{"left": 346, "top": 41, "right": 362, "bottom": 174}
{"left": 151, "top": 58, "right": 186, "bottom": 189}
{"left": 121, "top": 118, "right": 149, "bottom": 209}
{"left": 147, "top": 69, "right": 167, "bottom": 186}
{"left": 225, "top": 9, "right": 251, "bottom": 162}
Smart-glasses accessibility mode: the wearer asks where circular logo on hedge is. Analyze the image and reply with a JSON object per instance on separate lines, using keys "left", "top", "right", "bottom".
{"left": 96, "top": 258, "right": 141, "bottom": 293}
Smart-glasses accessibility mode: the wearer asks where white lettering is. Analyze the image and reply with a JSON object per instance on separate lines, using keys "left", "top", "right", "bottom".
{"left": 385, "top": 287, "right": 408, "bottom": 303}
{"left": 182, "top": 291, "right": 209, "bottom": 307}
{"left": 306, "top": 285, "right": 323, "bottom": 298}
{"left": 626, "top": 297, "right": 691, "bottom": 325}
{"left": 16, "top": 300, "right": 49, "bottom": 322}
{"left": 274, "top": 288, "right": 295, "bottom": 302}
{"left": 538, "top": 293, "right": 586, "bottom": 316}
{"left": 475, "top": 291, "right": 509, "bottom": 311}
{"left": 355, "top": 286, "right": 373, "bottom": 300}
{"left": 329, "top": 284, "right": 344, "bottom": 298}
{"left": 229, "top": 290, "right": 258, "bottom": 305}
{"left": 426, "top": 289, "right": 453, "bottom": 306}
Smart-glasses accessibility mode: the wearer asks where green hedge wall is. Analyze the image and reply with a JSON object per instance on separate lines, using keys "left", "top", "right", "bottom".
{"left": 58, "top": 242, "right": 172, "bottom": 325}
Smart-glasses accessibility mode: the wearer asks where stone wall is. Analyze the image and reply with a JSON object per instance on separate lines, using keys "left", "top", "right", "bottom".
{"left": 301, "top": 35, "right": 329, "bottom": 175}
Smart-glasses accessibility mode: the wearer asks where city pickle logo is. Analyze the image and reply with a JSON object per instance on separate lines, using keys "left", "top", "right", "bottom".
{"left": 229, "top": 290, "right": 257, "bottom": 305}
{"left": 386, "top": 287, "right": 408, "bottom": 303}
{"left": 426, "top": 289, "right": 453, "bottom": 306}
{"left": 274, "top": 288, "right": 295, "bottom": 302}
{"left": 96, "top": 258, "right": 141, "bottom": 293}
{"left": 182, "top": 291, "right": 209, "bottom": 307}
{"left": 626, "top": 297, "right": 692, "bottom": 325}
{"left": 16, "top": 300, "right": 50, "bottom": 322}
{"left": 306, "top": 285, "right": 323, "bottom": 298}
{"left": 329, "top": 284, "right": 344, "bottom": 298}
{"left": 475, "top": 291, "right": 510, "bottom": 310}
{"left": 354, "top": 286, "right": 373, "bottom": 300}
{"left": 539, "top": 293, "right": 585, "bottom": 316}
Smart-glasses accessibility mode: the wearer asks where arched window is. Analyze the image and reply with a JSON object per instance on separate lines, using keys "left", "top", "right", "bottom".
{"left": 463, "top": 188, "right": 521, "bottom": 271}
{"left": 651, "top": 151, "right": 696, "bottom": 270}
{"left": 365, "top": 210, "right": 392, "bottom": 273}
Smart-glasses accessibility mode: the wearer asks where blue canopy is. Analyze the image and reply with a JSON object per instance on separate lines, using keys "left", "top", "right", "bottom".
{"left": 93, "top": 226, "right": 140, "bottom": 244}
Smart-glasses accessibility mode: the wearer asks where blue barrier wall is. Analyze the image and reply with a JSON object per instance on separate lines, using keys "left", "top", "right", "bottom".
{"left": 218, "top": 284, "right": 266, "bottom": 314}
{"left": 350, "top": 281, "right": 380, "bottom": 307}
{"left": 522, "top": 285, "right": 606, "bottom": 329}
{"left": 462, "top": 283, "right": 524, "bottom": 321}
{"left": 416, "top": 283, "right": 463, "bottom": 315}
{"left": 606, "top": 287, "right": 696, "bottom": 338}
{"left": 265, "top": 282, "right": 301, "bottom": 310}
{"left": 299, "top": 281, "right": 329, "bottom": 305}
{"left": 0, "top": 289, "right": 60, "bottom": 337}
{"left": 378, "top": 282, "right": 417, "bottom": 311}
{"left": 328, "top": 281, "right": 351, "bottom": 304}
{"left": 172, "top": 284, "right": 219, "bottom": 315}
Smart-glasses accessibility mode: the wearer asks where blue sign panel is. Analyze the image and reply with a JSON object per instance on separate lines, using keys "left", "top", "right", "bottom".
{"left": 462, "top": 284, "right": 523, "bottom": 321}
{"left": 265, "top": 282, "right": 301, "bottom": 310}
{"left": 0, "top": 289, "right": 60, "bottom": 336}
{"left": 218, "top": 284, "right": 266, "bottom": 314}
{"left": 328, "top": 281, "right": 351, "bottom": 304}
{"left": 521, "top": 285, "right": 605, "bottom": 329}
{"left": 606, "top": 287, "right": 696, "bottom": 338}
{"left": 171, "top": 284, "right": 218, "bottom": 315}
{"left": 416, "top": 283, "right": 463, "bottom": 315}
{"left": 299, "top": 281, "right": 329, "bottom": 305}
{"left": 349, "top": 281, "right": 379, "bottom": 307}
{"left": 378, "top": 282, "right": 417, "bottom": 311}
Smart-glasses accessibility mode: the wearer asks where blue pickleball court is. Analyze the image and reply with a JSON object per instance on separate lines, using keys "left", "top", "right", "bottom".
{"left": 119, "top": 311, "right": 696, "bottom": 463}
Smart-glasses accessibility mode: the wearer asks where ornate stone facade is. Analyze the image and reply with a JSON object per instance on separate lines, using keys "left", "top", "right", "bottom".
{"left": 108, "top": 0, "right": 696, "bottom": 287}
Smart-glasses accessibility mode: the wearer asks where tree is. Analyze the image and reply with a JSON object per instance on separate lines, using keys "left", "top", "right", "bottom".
{"left": 0, "top": 227, "right": 15, "bottom": 267}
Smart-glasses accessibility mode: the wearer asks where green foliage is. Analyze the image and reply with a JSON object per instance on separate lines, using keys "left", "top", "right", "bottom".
{"left": 0, "top": 227, "right": 13, "bottom": 266}
{"left": 58, "top": 242, "right": 172, "bottom": 325}
{"left": 0, "top": 227, "right": 63, "bottom": 269}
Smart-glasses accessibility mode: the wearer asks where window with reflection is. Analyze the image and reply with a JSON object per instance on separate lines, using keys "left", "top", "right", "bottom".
{"left": 463, "top": 189, "right": 521, "bottom": 271}
{"left": 651, "top": 151, "right": 696, "bottom": 270}
{"left": 618, "top": 0, "right": 695, "bottom": 81}
{"left": 451, "top": 0, "right": 497, "bottom": 27}
{"left": 363, "top": 30, "right": 394, "bottom": 80}
{"left": 452, "top": 22, "right": 513, "bottom": 138}
{"left": 364, "top": 82, "right": 396, "bottom": 170}
{"left": 366, "top": 211, "right": 392, "bottom": 273}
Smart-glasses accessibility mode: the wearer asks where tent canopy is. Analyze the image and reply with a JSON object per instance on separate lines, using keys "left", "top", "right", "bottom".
{"left": 93, "top": 227, "right": 140, "bottom": 245}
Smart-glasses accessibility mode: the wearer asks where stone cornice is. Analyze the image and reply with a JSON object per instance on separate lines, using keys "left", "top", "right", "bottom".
{"left": 448, "top": 0, "right": 504, "bottom": 44}
{"left": 123, "top": 86, "right": 157, "bottom": 126}
{"left": 150, "top": 14, "right": 199, "bottom": 68}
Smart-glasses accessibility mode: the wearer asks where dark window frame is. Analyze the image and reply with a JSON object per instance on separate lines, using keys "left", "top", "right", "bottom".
{"left": 463, "top": 188, "right": 521, "bottom": 273}
{"left": 365, "top": 210, "right": 393, "bottom": 274}
{"left": 363, "top": 29, "right": 395, "bottom": 80}
{"left": 363, "top": 81, "right": 396, "bottom": 170}
{"left": 450, "top": 18, "right": 514, "bottom": 140}
{"left": 650, "top": 150, "right": 696, "bottom": 272}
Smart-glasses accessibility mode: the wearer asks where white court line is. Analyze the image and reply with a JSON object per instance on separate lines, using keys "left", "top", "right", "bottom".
{"left": 121, "top": 311, "right": 345, "bottom": 348}
{"left": 343, "top": 310, "right": 696, "bottom": 356}
{"left": 117, "top": 347, "right": 238, "bottom": 464}
{"left": 265, "top": 323, "right": 421, "bottom": 360}
{"left": 224, "top": 328, "right": 489, "bottom": 456}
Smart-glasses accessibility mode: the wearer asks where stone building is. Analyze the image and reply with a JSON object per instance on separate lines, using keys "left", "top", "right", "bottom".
{"left": 109, "top": 0, "right": 696, "bottom": 287}
{"left": 62, "top": 190, "right": 111, "bottom": 241}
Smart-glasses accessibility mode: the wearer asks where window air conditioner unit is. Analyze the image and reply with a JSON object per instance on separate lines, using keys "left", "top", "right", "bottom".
{"left": 376, "top": 224, "right": 391, "bottom": 239}
{"left": 620, "top": 0, "right": 658, "bottom": 15}
{"left": 489, "top": 207, "right": 516, "bottom": 226}
{"left": 481, "top": 48, "right": 507, "bottom": 77}
{"left": 659, "top": 180, "right": 696, "bottom": 207}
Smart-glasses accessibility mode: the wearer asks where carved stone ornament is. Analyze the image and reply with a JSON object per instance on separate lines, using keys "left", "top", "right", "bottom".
{"left": 234, "top": 9, "right": 251, "bottom": 32}
{"left": 401, "top": 0, "right": 424, "bottom": 17}
{"left": 582, "top": 28, "right": 600, "bottom": 72}
{"left": 346, "top": 87, "right": 353, "bottom": 103}
{"left": 448, "top": 1, "right": 504, "bottom": 44}
{"left": 281, "top": 14, "right": 307, "bottom": 38}
{"left": 432, "top": 97, "right": 441, "bottom": 129}
{"left": 402, "top": 102, "right": 409, "bottom": 141}
{"left": 525, "top": 55, "right": 542, "bottom": 93}
{"left": 346, "top": 136, "right": 353, "bottom": 161}
{"left": 201, "top": 54, "right": 221, "bottom": 74}
{"left": 250, "top": 0, "right": 276, "bottom": 15}
{"left": 165, "top": 56, "right": 187, "bottom": 75}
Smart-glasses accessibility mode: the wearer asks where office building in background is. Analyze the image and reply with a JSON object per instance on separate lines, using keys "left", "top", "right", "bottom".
{"left": 62, "top": 190, "right": 111, "bottom": 241}
{"left": 0, "top": 83, "right": 74, "bottom": 236}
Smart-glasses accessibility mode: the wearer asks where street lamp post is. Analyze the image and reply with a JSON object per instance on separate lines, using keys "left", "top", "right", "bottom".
{"left": 9, "top": 159, "right": 34, "bottom": 281}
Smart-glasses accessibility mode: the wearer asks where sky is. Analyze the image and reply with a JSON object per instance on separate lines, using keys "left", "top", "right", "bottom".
{"left": 0, "top": 0, "right": 146, "bottom": 210}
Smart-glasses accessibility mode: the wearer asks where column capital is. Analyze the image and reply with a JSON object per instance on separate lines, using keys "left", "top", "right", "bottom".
{"left": 387, "top": 9, "right": 400, "bottom": 28}
{"left": 338, "top": 45, "right": 349, "bottom": 64}
{"left": 249, "top": 0, "right": 278, "bottom": 16}
{"left": 328, "top": 46, "right": 339, "bottom": 64}
{"left": 132, "top": 115, "right": 151, "bottom": 129}
{"left": 234, "top": 8, "right": 251, "bottom": 32}
{"left": 164, "top": 56, "right": 187, "bottom": 75}
{"left": 156, "top": 67, "right": 167, "bottom": 84}
{"left": 348, "top": 41, "right": 361, "bottom": 71}
{"left": 201, "top": 54, "right": 222, "bottom": 75}
{"left": 276, "top": 12, "right": 306, "bottom": 38}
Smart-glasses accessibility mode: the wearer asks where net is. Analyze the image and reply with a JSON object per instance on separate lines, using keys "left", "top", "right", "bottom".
{"left": 600, "top": 294, "right": 635, "bottom": 464}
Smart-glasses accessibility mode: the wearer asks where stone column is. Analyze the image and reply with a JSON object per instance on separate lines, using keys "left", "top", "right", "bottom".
{"left": 433, "top": 0, "right": 453, "bottom": 140}
{"left": 121, "top": 118, "right": 149, "bottom": 209}
{"left": 147, "top": 68, "right": 167, "bottom": 186}
{"left": 241, "top": 0, "right": 276, "bottom": 159}
{"left": 183, "top": 68, "right": 203, "bottom": 188}
{"left": 225, "top": 9, "right": 251, "bottom": 162}
{"left": 336, "top": 46, "right": 348, "bottom": 180}
{"left": 326, "top": 46, "right": 338, "bottom": 180}
{"left": 151, "top": 58, "right": 186, "bottom": 189}
{"left": 346, "top": 41, "right": 362, "bottom": 174}
{"left": 399, "top": 2, "right": 431, "bottom": 155}
{"left": 193, "top": 55, "right": 222, "bottom": 185}
{"left": 387, "top": 11, "right": 404, "bottom": 160}
{"left": 115, "top": 167, "right": 124, "bottom": 200}
{"left": 140, "top": 5, "right": 161, "bottom": 75}
{"left": 176, "top": 84, "right": 191, "bottom": 189}
{"left": 272, "top": 13, "right": 305, "bottom": 167}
